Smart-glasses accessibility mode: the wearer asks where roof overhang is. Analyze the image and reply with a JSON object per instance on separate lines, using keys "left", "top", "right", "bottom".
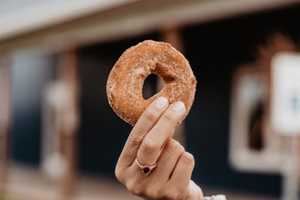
{"left": 0, "top": 0, "right": 299, "bottom": 53}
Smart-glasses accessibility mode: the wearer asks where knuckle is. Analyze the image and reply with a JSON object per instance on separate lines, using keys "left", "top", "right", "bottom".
{"left": 162, "top": 112, "right": 177, "bottom": 124}
{"left": 182, "top": 152, "right": 195, "bottom": 165}
{"left": 174, "top": 142, "right": 185, "bottom": 153}
{"left": 144, "top": 109, "right": 158, "bottom": 122}
{"left": 168, "top": 139, "right": 178, "bottom": 148}
{"left": 131, "top": 187, "right": 143, "bottom": 196}
{"left": 126, "top": 181, "right": 142, "bottom": 196}
{"left": 114, "top": 166, "right": 124, "bottom": 183}
{"left": 129, "top": 136, "right": 142, "bottom": 147}
{"left": 167, "top": 140, "right": 184, "bottom": 154}
{"left": 142, "top": 139, "right": 159, "bottom": 153}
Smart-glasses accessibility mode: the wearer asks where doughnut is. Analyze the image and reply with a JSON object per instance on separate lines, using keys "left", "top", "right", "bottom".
{"left": 106, "top": 40, "right": 197, "bottom": 125}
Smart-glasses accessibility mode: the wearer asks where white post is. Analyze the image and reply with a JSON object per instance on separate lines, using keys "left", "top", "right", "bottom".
{"left": 0, "top": 57, "right": 11, "bottom": 195}
{"left": 282, "top": 137, "right": 299, "bottom": 200}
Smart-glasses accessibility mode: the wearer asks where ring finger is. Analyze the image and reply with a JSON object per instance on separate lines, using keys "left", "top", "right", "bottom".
{"left": 127, "top": 139, "right": 185, "bottom": 183}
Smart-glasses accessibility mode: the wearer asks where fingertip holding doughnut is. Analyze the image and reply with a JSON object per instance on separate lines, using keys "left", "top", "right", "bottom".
{"left": 171, "top": 101, "right": 186, "bottom": 114}
{"left": 154, "top": 97, "right": 169, "bottom": 109}
{"left": 106, "top": 40, "right": 197, "bottom": 125}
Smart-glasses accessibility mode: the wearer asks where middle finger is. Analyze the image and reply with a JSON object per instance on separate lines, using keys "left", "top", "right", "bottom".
{"left": 136, "top": 101, "right": 186, "bottom": 166}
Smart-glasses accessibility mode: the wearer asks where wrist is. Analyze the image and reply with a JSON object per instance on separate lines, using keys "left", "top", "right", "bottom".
{"left": 185, "top": 181, "right": 203, "bottom": 200}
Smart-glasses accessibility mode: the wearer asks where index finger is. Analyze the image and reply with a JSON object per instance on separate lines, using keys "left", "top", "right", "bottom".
{"left": 116, "top": 96, "right": 169, "bottom": 168}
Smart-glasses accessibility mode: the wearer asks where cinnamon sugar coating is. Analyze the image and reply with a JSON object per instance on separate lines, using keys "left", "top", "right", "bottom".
{"left": 106, "top": 40, "right": 197, "bottom": 125}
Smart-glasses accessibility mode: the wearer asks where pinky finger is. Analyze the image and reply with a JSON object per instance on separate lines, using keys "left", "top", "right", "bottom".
{"left": 169, "top": 152, "right": 195, "bottom": 190}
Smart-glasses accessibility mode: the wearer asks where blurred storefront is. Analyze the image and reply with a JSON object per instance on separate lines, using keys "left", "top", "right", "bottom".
{"left": 1, "top": 0, "right": 300, "bottom": 200}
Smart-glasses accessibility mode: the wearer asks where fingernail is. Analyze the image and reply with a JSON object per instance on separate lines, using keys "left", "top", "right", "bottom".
{"left": 155, "top": 97, "right": 168, "bottom": 109}
{"left": 184, "top": 152, "right": 194, "bottom": 160}
{"left": 172, "top": 101, "right": 186, "bottom": 113}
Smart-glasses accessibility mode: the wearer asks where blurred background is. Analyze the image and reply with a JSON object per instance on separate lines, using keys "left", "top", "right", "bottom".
{"left": 1, "top": 0, "right": 300, "bottom": 200}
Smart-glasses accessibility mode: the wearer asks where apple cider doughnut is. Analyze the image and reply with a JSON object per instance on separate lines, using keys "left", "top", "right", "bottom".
{"left": 106, "top": 40, "right": 197, "bottom": 125}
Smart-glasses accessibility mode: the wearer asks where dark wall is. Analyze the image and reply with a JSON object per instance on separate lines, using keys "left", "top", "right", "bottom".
{"left": 183, "top": 4, "right": 300, "bottom": 196}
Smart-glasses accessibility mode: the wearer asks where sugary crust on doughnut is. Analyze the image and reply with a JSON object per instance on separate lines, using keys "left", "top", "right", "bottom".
{"left": 106, "top": 40, "right": 197, "bottom": 125}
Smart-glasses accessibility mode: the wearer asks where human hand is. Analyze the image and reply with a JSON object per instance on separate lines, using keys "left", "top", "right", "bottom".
{"left": 115, "top": 97, "right": 203, "bottom": 200}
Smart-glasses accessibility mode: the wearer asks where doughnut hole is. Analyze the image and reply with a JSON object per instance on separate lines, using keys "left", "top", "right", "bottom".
{"left": 142, "top": 74, "right": 164, "bottom": 99}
